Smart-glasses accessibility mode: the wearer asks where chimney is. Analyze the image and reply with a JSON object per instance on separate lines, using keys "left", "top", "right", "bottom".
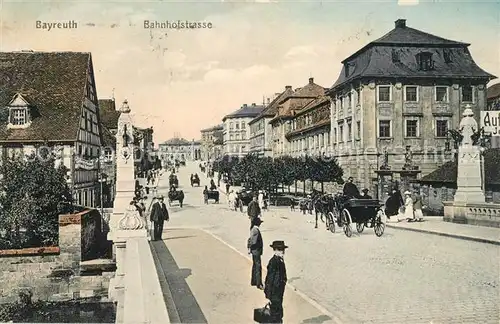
{"left": 285, "top": 85, "right": 292, "bottom": 90}
{"left": 309, "top": 77, "right": 314, "bottom": 84}
{"left": 243, "top": 104, "right": 247, "bottom": 107}
{"left": 267, "top": 98, "right": 270, "bottom": 104}
{"left": 395, "top": 19, "right": 406, "bottom": 28}
{"left": 275, "top": 92, "right": 280, "bottom": 96}
{"left": 252, "top": 103, "right": 256, "bottom": 106}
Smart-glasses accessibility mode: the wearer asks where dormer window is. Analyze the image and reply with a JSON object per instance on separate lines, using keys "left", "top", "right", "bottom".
{"left": 7, "top": 93, "right": 32, "bottom": 129}
{"left": 416, "top": 52, "right": 434, "bottom": 71}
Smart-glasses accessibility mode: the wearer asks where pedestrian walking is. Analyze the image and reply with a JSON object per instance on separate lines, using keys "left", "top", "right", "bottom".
{"left": 226, "top": 183, "right": 230, "bottom": 194}
{"left": 150, "top": 194, "right": 169, "bottom": 241}
{"left": 385, "top": 188, "right": 403, "bottom": 221}
{"left": 402, "top": 190, "right": 414, "bottom": 222}
{"left": 248, "top": 218, "right": 264, "bottom": 290}
{"left": 203, "top": 186, "right": 209, "bottom": 204}
{"left": 258, "top": 190, "right": 265, "bottom": 212}
{"left": 412, "top": 190, "right": 424, "bottom": 222}
{"left": 247, "top": 195, "right": 261, "bottom": 230}
{"left": 264, "top": 240, "right": 288, "bottom": 323}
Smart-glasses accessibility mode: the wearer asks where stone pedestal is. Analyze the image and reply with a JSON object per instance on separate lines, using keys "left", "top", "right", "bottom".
{"left": 453, "top": 145, "right": 485, "bottom": 203}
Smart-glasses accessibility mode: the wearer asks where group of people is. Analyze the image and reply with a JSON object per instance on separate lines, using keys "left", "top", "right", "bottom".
{"left": 247, "top": 195, "right": 288, "bottom": 323}
{"left": 344, "top": 176, "right": 425, "bottom": 222}
{"left": 146, "top": 169, "right": 160, "bottom": 186}
{"left": 385, "top": 188, "right": 424, "bottom": 222}
{"left": 227, "top": 189, "right": 268, "bottom": 212}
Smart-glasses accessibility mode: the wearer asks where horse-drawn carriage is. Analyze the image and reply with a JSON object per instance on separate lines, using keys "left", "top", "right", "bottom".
{"left": 204, "top": 190, "right": 219, "bottom": 203}
{"left": 191, "top": 175, "right": 200, "bottom": 187}
{"left": 168, "top": 189, "right": 184, "bottom": 207}
{"left": 169, "top": 174, "right": 179, "bottom": 188}
{"left": 313, "top": 194, "right": 386, "bottom": 237}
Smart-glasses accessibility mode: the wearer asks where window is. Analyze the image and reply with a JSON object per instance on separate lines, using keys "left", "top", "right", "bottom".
{"left": 377, "top": 86, "right": 391, "bottom": 102}
{"left": 435, "top": 119, "right": 449, "bottom": 137}
{"left": 355, "top": 88, "right": 361, "bottom": 106}
{"left": 416, "top": 52, "right": 434, "bottom": 71}
{"left": 229, "top": 135, "right": 234, "bottom": 141}
{"left": 241, "top": 146, "right": 246, "bottom": 152}
{"left": 435, "top": 86, "right": 448, "bottom": 102}
{"left": 327, "top": 132, "right": 331, "bottom": 145}
{"left": 229, "top": 122, "right": 234, "bottom": 130}
{"left": 339, "top": 124, "right": 344, "bottom": 142}
{"left": 347, "top": 121, "right": 352, "bottom": 141}
{"left": 11, "top": 108, "right": 26, "bottom": 125}
{"left": 235, "top": 133, "right": 240, "bottom": 140}
{"left": 405, "top": 118, "right": 419, "bottom": 137}
{"left": 235, "top": 123, "right": 239, "bottom": 130}
{"left": 241, "top": 132, "right": 246, "bottom": 140}
{"left": 405, "top": 86, "right": 418, "bottom": 102}
{"left": 378, "top": 120, "right": 391, "bottom": 138}
{"left": 462, "top": 85, "right": 473, "bottom": 102}
{"left": 356, "top": 121, "right": 361, "bottom": 139}
{"left": 241, "top": 122, "right": 246, "bottom": 129}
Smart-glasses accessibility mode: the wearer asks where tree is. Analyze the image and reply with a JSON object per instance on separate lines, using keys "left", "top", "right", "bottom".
{"left": 0, "top": 154, "right": 73, "bottom": 249}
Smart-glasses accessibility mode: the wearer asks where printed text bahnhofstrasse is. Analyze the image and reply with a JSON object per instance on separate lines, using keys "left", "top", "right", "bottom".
{"left": 144, "top": 20, "right": 213, "bottom": 29}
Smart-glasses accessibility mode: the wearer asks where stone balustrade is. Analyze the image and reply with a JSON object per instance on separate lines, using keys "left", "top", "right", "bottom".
{"left": 443, "top": 201, "right": 500, "bottom": 228}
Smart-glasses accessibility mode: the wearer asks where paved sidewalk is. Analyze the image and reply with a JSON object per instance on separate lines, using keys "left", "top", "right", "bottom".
{"left": 386, "top": 217, "right": 500, "bottom": 245}
{"left": 152, "top": 227, "right": 336, "bottom": 323}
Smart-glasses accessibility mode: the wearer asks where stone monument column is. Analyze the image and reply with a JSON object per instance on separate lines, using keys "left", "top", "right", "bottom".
{"left": 453, "top": 107, "right": 485, "bottom": 203}
{"left": 107, "top": 100, "right": 148, "bottom": 303}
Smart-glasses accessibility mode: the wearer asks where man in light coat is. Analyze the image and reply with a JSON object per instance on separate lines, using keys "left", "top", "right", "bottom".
{"left": 150, "top": 194, "right": 169, "bottom": 240}
{"left": 247, "top": 217, "right": 264, "bottom": 289}
{"left": 258, "top": 190, "right": 265, "bottom": 211}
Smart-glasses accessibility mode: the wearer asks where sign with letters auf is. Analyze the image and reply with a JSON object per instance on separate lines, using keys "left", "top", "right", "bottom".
{"left": 480, "top": 111, "right": 500, "bottom": 136}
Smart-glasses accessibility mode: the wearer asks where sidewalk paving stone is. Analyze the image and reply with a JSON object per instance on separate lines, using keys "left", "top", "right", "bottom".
{"left": 154, "top": 227, "right": 335, "bottom": 323}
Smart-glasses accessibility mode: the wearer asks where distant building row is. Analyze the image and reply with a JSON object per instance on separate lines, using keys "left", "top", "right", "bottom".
{"left": 202, "top": 19, "right": 498, "bottom": 192}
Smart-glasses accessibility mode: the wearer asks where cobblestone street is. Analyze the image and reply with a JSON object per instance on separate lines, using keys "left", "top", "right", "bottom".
{"left": 160, "top": 164, "right": 500, "bottom": 323}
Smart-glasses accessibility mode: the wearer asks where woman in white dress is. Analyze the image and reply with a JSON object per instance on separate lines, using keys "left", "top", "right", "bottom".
{"left": 402, "top": 191, "right": 414, "bottom": 222}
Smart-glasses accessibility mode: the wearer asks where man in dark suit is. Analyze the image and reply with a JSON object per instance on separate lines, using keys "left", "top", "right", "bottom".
{"left": 150, "top": 194, "right": 169, "bottom": 240}
{"left": 343, "top": 177, "right": 360, "bottom": 198}
{"left": 264, "top": 240, "right": 288, "bottom": 323}
{"left": 247, "top": 218, "right": 264, "bottom": 290}
{"left": 360, "top": 188, "right": 372, "bottom": 199}
{"left": 247, "top": 195, "right": 261, "bottom": 230}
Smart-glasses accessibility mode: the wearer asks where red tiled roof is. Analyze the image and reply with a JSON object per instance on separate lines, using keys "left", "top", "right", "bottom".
{"left": 0, "top": 51, "right": 92, "bottom": 142}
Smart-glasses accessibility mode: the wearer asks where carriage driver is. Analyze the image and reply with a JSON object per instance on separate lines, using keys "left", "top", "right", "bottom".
{"left": 343, "top": 177, "right": 361, "bottom": 198}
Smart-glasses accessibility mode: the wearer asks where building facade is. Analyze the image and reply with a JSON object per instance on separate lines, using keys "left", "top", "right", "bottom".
{"left": 200, "top": 124, "right": 224, "bottom": 161}
{"left": 222, "top": 103, "right": 265, "bottom": 157}
{"left": 285, "top": 96, "right": 331, "bottom": 157}
{"left": 249, "top": 92, "right": 289, "bottom": 157}
{"left": 269, "top": 78, "right": 327, "bottom": 157}
{"left": 486, "top": 83, "right": 500, "bottom": 148}
{"left": 326, "top": 19, "right": 495, "bottom": 193}
{"left": 158, "top": 137, "right": 201, "bottom": 162}
{"left": 0, "top": 51, "right": 104, "bottom": 208}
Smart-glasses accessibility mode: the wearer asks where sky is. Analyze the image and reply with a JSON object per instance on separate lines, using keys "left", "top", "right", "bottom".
{"left": 0, "top": 0, "right": 499, "bottom": 143}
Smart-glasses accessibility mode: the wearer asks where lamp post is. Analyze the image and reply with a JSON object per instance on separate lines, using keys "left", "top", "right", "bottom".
{"left": 98, "top": 172, "right": 108, "bottom": 215}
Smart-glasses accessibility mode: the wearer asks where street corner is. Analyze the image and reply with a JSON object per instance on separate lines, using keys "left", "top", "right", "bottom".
{"left": 155, "top": 227, "right": 338, "bottom": 323}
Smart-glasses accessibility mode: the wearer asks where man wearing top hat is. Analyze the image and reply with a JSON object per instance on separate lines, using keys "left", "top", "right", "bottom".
{"left": 360, "top": 188, "right": 372, "bottom": 199}
{"left": 247, "top": 217, "right": 264, "bottom": 290}
{"left": 150, "top": 194, "right": 169, "bottom": 240}
{"left": 264, "top": 240, "right": 288, "bottom": 323}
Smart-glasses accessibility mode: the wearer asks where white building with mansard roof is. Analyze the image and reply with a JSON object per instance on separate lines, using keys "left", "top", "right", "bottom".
{"left": 0, "top": 51, "right": 104, "bottom": 208}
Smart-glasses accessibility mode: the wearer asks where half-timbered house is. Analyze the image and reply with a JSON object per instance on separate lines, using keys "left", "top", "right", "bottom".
{"left": 0, "top": 51, "right": 103, "bottom": 207}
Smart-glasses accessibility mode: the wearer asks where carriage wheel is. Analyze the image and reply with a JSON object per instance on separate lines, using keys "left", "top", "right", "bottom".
{"left": 341, "top": 209, "right": 353, "bottom": 237}
{"left": 356, "top": 223, "right": 365, "bottom": 234}
{"left": 374, "top": 222, "right": 385, "bottom": 237}
{"left": 327, "top": 212, "right": 336, "bottom": 233}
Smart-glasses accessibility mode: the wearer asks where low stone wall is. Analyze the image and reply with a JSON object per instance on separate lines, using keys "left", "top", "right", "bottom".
{"left": 443, "top": 201, "right": 500, "bottom": 228}
{"left": 0, "top": 212, "right": 115, "bottom": 304}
